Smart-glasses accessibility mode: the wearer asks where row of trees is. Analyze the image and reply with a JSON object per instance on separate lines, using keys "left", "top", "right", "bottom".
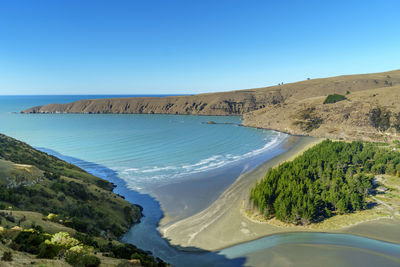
{"left": 250, "top": 140, "right": 400, "bottom": 225}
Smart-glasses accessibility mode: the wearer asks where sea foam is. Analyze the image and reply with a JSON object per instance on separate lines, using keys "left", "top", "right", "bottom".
{"left": 117, "top": 132, "right": 287, "bottom": 192}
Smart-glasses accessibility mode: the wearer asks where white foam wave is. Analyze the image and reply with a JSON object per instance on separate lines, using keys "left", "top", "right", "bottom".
{"left": 117, "top": 132, "right": 287, "bottom": 191}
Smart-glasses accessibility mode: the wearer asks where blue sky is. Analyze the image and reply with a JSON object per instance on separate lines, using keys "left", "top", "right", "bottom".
{"left": 0, "top": 0, "right": 399, "bottom": 95}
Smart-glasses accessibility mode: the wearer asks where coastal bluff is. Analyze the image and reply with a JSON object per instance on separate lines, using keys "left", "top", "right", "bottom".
{"left": 23, "top": 70, "right": 400, "bottom": 116}
{"left": 22, "top": 90, "right": 284, "bottom": 115}
{"left": 23, "top": 69, "right": 400, "bottom": 142}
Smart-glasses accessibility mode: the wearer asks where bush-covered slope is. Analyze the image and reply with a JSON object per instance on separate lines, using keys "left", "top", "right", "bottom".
{"left": 0, "top": 134, "right": 113, "bottom": 190}
{"left": 250, "top": 140, "right": 400, "bottom": 225}
{"left": 0, "top": 134, "right": 170, "bottom": 266}
{"left": 0, "top": 211, "right": 168, "bottom": 266}
{"left": 0, "top": 134, "right": 141, "bottom": 238}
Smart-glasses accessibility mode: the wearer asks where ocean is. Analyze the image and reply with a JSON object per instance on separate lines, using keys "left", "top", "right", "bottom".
{"left": 0, "top": 95, "right": 285, "bottom": 193}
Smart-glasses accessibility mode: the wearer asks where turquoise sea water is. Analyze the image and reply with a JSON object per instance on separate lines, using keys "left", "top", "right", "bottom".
{"left": 1, "top": 95, "right": 399, "bottom": 266}
{"left": 0, "top": 95, "right": 284, "bottom": 192}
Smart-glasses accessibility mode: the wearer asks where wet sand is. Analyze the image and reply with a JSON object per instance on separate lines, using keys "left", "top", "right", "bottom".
{"left": 244, "top": 243, "right": 400, "bottom": 267}
{"left": 340, "top": 217, "right": 400, "bottom": 244}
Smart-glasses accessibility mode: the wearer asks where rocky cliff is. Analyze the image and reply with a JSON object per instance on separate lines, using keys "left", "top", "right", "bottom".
{"left": 23, "top": 90, "right": 283, "bottom": 115}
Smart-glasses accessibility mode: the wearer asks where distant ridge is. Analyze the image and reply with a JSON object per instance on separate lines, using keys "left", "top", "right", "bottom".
{"left": 23, "top": 69, "right": 400, "bottom": 142}
{"left": 23, "top": 69, "right": 400, "bottom": 116}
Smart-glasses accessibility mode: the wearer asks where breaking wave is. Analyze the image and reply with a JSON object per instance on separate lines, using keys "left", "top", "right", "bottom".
{"left": 116, "top": 132, "right": 287, "bottom": 191}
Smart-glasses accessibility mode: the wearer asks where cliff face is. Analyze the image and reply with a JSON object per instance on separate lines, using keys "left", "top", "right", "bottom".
{"left": 23, "top": 69, "right": 400, "bottom": 116}
{"left": 23, "top": 90, "right": 283, "bottom": 115}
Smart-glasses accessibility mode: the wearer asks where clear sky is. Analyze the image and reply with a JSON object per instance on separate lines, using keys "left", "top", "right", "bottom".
{"left": 0, "top": 0, "right": 399, "bottom": 95}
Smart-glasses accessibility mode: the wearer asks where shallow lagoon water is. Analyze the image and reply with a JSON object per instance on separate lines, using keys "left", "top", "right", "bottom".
{"left": 1, "top": 95, "right": 400, "bottom": 266}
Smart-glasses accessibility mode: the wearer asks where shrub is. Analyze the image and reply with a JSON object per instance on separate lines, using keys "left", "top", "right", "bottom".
{"left": 37, "top": 232, "right": 81, "bottom": 259}
{"left": 74, "top": 232, "right": 99, "bottom": 248}
{"left": 393, "top": 113, "right": 400, "bottom": 133}
{"left": 79, "top": 254, "right": 100, "bottom": 267}
{"left": 12, "top": 229, "right": 50, "bottom": 254}
{"left": 1, "top": 251, "right": 12, "bottom": 261}
{"left": 44, "top": 172, "right": 60, "bottom": 180}
{"left": 30, "top": 223, "right": 43, "bottom": 232}
{"left": 96, "top": 179, "right": 113, "bottom": 191}
{"left": 37, "top": 242, "right": 62, "bottom": 259}
{"left": 302, "top": 117, "right": 323, "bottom": 132}
{"left": 47, "top": 213, "right": 58, "bottom": 221}
{"left": 47, "top": 232, "right": 80, "bottom": 249}
{"left": 369, "top": 107, "right": 391, "bottom": 131}
{"left": 293, "top": 107, "right": 323, "bottom": 132}
{"left": 323, "top": 94, "right": 347, "bottom": 104}
{"left": 65, "top": 251, "right": 100, "bottom": 267}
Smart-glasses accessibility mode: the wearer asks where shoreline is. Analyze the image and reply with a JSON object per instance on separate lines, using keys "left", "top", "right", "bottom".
{"left": 159, "top": 136, "right": 400, "bottom": 251}
{"left": 34, "top": 133, "right": 400, "bottom": 266}
{"left": 159, "top": 136, "right": 322, "bottom": 251}
{"left": 151, "top": 132, "right": 290, "bottom": 227}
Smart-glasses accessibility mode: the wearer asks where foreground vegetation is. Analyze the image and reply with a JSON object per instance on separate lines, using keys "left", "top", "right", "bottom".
{"left": 250, "top": 140, "right": 400, "bottom": 225}
{"left": 0, "top": 215, "right": 167, "bottom": 266}
{"left": 0, "top": 134, "right": 168, "bottom": 266}
{"left": 0, "top": 134, "right": 140, "bottom": 238}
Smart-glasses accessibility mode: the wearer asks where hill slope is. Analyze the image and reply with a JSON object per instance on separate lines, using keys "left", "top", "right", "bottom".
{"left": 243, "top": 85, "right": 400, "bottom": 142}
{"left": 0, "top": 133, "right": 141, "bottom": 238}
{"left": 0, "top": 134, "right": 169, "bottom": 266}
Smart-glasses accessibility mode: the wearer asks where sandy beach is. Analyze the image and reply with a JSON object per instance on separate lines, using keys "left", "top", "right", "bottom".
{"left": 159, "top": 136, "right": 321, "bottom": 250}
{"left": 150, "top": 132, "right": 289, "bottom": 226}
{"left": 159, "top": 136, "right": 400, "bottom": 251}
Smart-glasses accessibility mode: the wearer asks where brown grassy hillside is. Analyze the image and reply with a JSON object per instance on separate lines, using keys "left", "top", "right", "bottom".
{"left": 243, "top": 85, "right": 400, "bottom": 142}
